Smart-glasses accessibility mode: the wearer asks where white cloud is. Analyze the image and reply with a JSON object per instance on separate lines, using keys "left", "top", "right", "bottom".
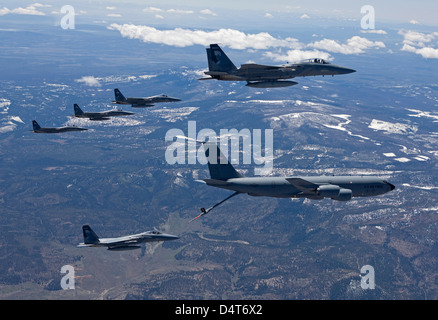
{"left": 413, "top": 47, "right": 438, "bottom": 59}
{"left": 309, "top": 36, "right": 385, "bottom": 54}
{"left": 0, "top": 7, "right": 11, "bottom": 15}
{"left": 108, "top": 24, "right": 389, "bottom": 65}
{"left": 300, "top": 14, "right": 310, "bottom": 19}
{"left": 13, "top": 4, "right": 46, "bottom": 15}
{"left": 265, "top": 49, "right": 332, "bottom": 63}
{"left": 409, "top": 20, "right": 419, "bottom": 25}
{"left": 200, "top": 9, "right": 216, "bottom": 16}
{"left": 0, "top": 3, "right": 52, "bottom": 16}
{"left": 399, "top": 30, "right": 438, "bottom": 59}
{"left": 167, "top": 9, "right": 194, "bottom": 14}
{"left": 264, "top": 13, "right": 273, "bottom": 19}
{"left": 106, "top": 6, "right": 116, "bottom": 10}
{"left": 360, "top": 29, "right": 387, "bottom": 35}
{"left": 75, "top": 74, "right": 156, "bottom": 87}
{"left": 32, "top": 3, "right": 51, "bottom": 8}
{"left": 143, "top": 7, "right": 195, "bottom": 15}
{"left": 402, "top": 44, "right": 438, "bottom": 59}
{"left": 143, "top": 7, "right": 163, "bottom": 13}
{"left": 108, "top": 24, "right": 304, "bottom": 50}
{"left": 0, "top": 98, "right": 11, "bottom": 113}
{"left": 399, "top": 30, "right": 435, "bottom": 47}
{"left": 12, "top": 7, "right": 45, "bottom": 15}
{"left": 107, "top": 13, "right": 121, "bottom": 17}
{"left": 415, "top": 47, "right": 438, "bottom": 59}
{"left": 75, "top": 76, "right": 101, "bottom": 87}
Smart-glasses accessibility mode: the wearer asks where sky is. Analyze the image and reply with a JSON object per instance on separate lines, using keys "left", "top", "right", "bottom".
{"left": 1, "top": 0, "right": 437, "bottom": 26}
{"left": 0, "top": 1, "right": 437, "bottom": 62}
{"left": 142, "top": 0, "right": 438, "bottom": 26}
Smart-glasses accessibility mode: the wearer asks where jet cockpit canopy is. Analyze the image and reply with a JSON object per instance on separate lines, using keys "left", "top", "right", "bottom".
{"left": 309, "top": 58, "right": 330, "bottom": 64}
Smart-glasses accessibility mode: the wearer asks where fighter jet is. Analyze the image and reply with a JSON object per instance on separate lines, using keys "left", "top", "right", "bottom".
{"left": 72, "top": 103, "right": 134, "bottom": 121}
{"left": 199, "top": 44, "right": 356, "bottom": 88}
{"left": 31, "top": 120, "right": 87, "bottom": 133}
{"left": 77, "top": 225, "right": 179, "bottom": 251}
{"left": 191, "top": 142, "right": 395, "bottom": 221}
{"left": 112, "top": 88, "right": 181, "bottom": 108}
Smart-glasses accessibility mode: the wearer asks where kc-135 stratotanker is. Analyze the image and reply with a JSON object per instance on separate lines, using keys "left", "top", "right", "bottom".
{"left": 192, "top": 142, "right": 395, "bottom": 221}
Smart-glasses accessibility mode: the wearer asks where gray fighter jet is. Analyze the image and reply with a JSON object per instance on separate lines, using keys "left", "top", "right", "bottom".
{"left": 192, "top": 142, "right": 395, "bottom": 221}
{"left": 73, "top": 103, "right": 134, "bottom": 121}
{"left": 31, "top": 120, "right": 87, "bottom": 133}
{"left": 112, "top": 88, "right": 181, "bottom": 108}
{"left": 77, "top": 225, "right": 179, "bottom": 251}
{"left": 199, "top": 44, "right": 356, "bottom": 88}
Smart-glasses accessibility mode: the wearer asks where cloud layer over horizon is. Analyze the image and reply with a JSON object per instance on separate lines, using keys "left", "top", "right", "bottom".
{"left": 107, "top": 23, "right": 387, "bottom": 62}
{"left": 399, "top": 30, "right": 438, "bottom": 59}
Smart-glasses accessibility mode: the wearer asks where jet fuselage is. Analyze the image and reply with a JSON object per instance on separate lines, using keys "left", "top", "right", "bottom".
{"left": 208, "top": 63, "right": 356, "bottom": 82}
{"left": 33, "top": 127, "right": 87, "bottom": 133}
{"left": 73, "top": 103, "right": 134, "bottom": 121}
{"left": 31, "top": 120, "right": 87, "bottom": 133}
{"left": 201, "top": 44, "right": 356, "bottom": 88}
{"left": 97, "top": 231, "right": 180, "bottom": 245}
{"left": 203, "top": 176, "right": 394, "bottom": 200}
{"left": 78, "top": 225, "right": 179, "bottom": 251}
{"left": 112, "top": 89, "right": 181, "bottom": 107}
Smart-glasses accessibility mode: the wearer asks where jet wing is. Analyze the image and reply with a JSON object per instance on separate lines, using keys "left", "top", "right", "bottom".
{"left": 205, "top": 71, "right": 230, "bottom": 76}
{"left": 132, "top": 104, "right": 154, "bottom": 108}
{"left": 204, "top": 71, "right": 246, "bottom": 81}
{"left": 127, "top": 98, "right": 152, "bottom": 104}
{"left": 89, "top": 117, "right": 110, "bottom": 121}
{"left": 197, "top": 179, "right": 231, "bottom": 186}
{"left": 286, "top": 178, "right": 319, "bottom": 192}
{"left": 99, "top": 235, "right": 140, "bottom": 244}
{"left": 77, "top": 243, "right": 99, "bottom": 248}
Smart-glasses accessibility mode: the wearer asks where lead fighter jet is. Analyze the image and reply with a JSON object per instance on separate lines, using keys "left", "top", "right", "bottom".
{"left": 77, "top": 225, "right": 179, "bottom": 251}
{"left": 72, "top": 103, "right": 134, "bottom": 121}
{"left": 31, "top": 120, "right": 87, "bottom": 133}
{"left": 112, "top": 88, "right": 181, "bottom": 108}
{"left": 191, "top": 142, "right": 395, "bottom": 221}
{"left": 199, "top": 44, "right": 356, "bottom": 88}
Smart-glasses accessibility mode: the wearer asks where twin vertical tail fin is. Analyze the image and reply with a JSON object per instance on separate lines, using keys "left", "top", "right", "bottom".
{"left": 82, "top": 225, "right": 100, "bottom": 244}
{"left": 114, "top": 88, "right": 127, "bottom": 102}
{"left": 203, "top": 142, "right": 243, "bottom": 180}
{"left": 206, "top": 44, "right": 238, "bottom": 73}
{"left": 32, "top": 120, "right": 41, "bottom": 131}
{"left": 74, "top": 104, "right": 84, "bottom": 116}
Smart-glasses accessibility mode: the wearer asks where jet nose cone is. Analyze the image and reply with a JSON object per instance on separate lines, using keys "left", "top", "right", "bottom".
{"left": 330, "top": 66, "right": 356, "bottom": 75}
{"left": 166, "top": 234, "right": 180, "bottom": 240}
{"left": 389, "top": 183, "right": 395, "bottom": 191}
{"left": 343, "top": 67, "right": 356, "bottom": 74}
